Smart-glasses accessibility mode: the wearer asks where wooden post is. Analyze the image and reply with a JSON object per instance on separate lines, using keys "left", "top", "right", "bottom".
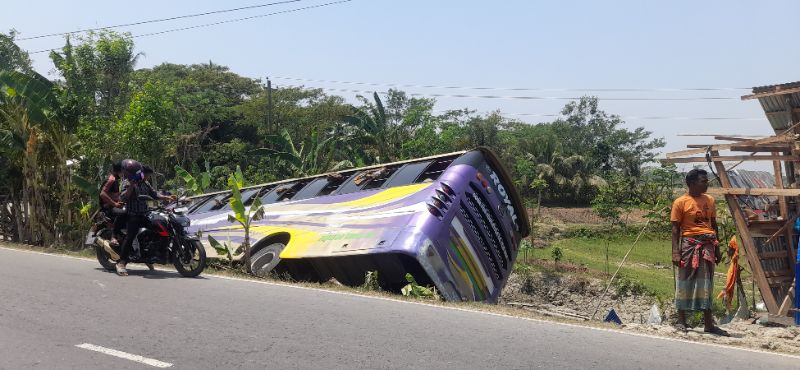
{"left": 773, "top": 155, "right": 795, "bottom": 271}
{"left": 712, "top": 151, "right": 781, "bottom": 312}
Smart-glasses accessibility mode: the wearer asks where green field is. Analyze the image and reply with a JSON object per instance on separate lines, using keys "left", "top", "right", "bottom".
{"left": 517, "top": 229, "right": 750, "bottom": 304}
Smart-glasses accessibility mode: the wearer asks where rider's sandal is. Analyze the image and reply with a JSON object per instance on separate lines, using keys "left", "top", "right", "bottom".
{"left": 146, "top": 263, "right": 155, "bottom": 271}
{"left": 115, "top": 263, "right": 128, "bottom": 276}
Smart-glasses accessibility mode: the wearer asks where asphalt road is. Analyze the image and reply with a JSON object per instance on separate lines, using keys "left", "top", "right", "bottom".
{"left": 0, "top": 246, "right": 797, "bottom": 369}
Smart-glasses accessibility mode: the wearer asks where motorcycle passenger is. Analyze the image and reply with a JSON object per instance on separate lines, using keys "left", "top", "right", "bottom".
{"left": 99, "top": 162, "right": 125, "bottom": 246}
{"left": 116, "top": 160, "right": 176, "bottom": 276}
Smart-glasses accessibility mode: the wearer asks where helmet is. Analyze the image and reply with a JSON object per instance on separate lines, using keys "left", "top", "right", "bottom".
{"left": 121, "top": 159, "right": 144, "bottom": 182}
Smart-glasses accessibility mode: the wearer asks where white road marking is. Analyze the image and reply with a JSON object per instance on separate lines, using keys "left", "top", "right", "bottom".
{"left": 75, "top": 343, "right": 172, "bottom": 368}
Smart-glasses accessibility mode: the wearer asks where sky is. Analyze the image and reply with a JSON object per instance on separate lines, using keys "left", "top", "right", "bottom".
{"left": 3, "top": 0, "right": 798, "bottom": 172}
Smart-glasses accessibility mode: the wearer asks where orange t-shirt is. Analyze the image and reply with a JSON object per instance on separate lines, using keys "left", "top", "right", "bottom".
{"left": 670, "top": 194, "right": 716, "bottom": 236}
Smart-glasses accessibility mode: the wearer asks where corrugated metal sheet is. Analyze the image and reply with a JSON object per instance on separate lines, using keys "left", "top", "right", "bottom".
{"left": 749, "top": 82, "right": 800, "bottom": 132}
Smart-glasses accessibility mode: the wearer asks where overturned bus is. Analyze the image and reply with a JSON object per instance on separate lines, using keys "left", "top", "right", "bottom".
{"left": 185, "top": 148, "right": 529, "bottom": 302}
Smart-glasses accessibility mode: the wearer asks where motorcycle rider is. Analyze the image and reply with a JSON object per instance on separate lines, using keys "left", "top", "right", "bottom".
{"left": 99, "top": 162, "right": 125, "bottom": 246}
{"left": 116, "top": 160, "right": 176, "bottom": 276}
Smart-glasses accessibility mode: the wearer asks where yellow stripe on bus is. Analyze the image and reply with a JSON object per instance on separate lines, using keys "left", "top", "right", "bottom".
{"left": 337, "top": 183, "right": 431, "bottom": 207}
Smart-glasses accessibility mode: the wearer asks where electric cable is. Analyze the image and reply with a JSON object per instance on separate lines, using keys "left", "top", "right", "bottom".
{"left": 272, "top": 76, "right": 751, "bottom": 92}
{"left": 17, "top": 0, "right": 302, "bottom": 41}
{"left": 28, "top": 0, "right": 353, "bottom": 54}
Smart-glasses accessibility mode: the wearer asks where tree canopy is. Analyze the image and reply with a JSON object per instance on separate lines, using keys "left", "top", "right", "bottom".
{"left": 0, "top": 30, "right": 665, "bottom": 246}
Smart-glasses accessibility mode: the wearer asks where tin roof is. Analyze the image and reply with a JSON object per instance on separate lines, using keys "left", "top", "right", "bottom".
{"left": 742, "top": 81, "right": 800, "bottom": 132}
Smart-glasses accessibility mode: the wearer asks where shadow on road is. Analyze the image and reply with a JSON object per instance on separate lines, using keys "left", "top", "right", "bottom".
{"left": 93, "top": 267, "right": 208, "bottom": 280}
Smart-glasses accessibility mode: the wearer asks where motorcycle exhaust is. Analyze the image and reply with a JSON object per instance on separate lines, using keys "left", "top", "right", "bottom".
{"left": 95, "top": 237, "right": 121, "bottom": 261}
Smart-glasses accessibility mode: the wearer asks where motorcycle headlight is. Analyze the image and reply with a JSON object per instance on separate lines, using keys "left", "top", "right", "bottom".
{"left": 175, "top": 215, "right": 191, "bottom": 227}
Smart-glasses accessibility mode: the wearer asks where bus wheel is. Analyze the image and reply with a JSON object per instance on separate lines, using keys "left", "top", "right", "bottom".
{"left": 251, "top": 242, "right": 285, "bottom": 277}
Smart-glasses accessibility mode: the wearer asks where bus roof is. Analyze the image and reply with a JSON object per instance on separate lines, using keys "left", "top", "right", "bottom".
{"left": 186, "top": 150, "right": 469, "bottom": 199}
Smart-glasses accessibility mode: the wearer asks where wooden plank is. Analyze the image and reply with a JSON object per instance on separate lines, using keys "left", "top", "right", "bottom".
{"left": 678, "top": 134, "right": 765, "bottom": 137}
{"left": 764, "top": 270, "right": 793, "bottom": 278}
{"left": 768, "top": 276, "right": 794, "bottom": 285}
{"left": 759, "top": 251, "right": 791, "bottom": 259}
{"left": 729, "top": 144, "right": 793, "bottom": 152}
{"left": 714, "top": 136, "right": 757, "bottom": 142}
{"left": 663, "top": 155, "right": 797, "bottom": 163}
{"left": 704, "top": 188, "right": 800, "bottom": 196}
{"left": 762, "top": 215, "right": 797, "bottom": 245}
{"left": 778, "top": 283, "right": 795, "bottom": 316}
{"left": 766, "top": 108, "right": 800, "bottom": 114}
{"left": 666, "top": 135, "right": 793, "bottom": 158}
{"left": 711, "top": 151, "right": 781, "bottom": 313}
{"left": 742, "top": 86, "right": 800, "bottom": 100}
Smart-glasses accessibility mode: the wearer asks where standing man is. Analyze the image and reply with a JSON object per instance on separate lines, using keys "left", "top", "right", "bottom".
{"left": 671, "top": 169, "right": 726, "bottom": 335}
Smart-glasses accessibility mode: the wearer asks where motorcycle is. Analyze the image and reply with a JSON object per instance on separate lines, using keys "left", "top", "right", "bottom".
{"left": 88, "top": 195, "right": 206, "bottom": 277}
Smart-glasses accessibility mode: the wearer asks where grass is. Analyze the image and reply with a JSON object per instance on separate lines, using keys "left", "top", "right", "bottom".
{"left": 518, "top": 229, "right": 756, "bottom": 308}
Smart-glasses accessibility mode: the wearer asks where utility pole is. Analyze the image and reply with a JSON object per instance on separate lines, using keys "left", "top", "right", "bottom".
{"left": 266, "top": 77, "right": 273, "bottom": 133}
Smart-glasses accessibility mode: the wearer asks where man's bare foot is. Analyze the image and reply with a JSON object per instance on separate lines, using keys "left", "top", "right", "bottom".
{"left": 115, "top": 262, "right": 128, "bottom": 276}
{"left": 704, "top": 326, "right": 729, "bottom": 336}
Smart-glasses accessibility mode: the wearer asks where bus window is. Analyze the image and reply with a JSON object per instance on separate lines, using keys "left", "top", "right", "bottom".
{"left": 217, "top": 187, "right": 262, "bottom": 210}
{"left": 191, "top": 192, "right": 230, "bottom": 214}
{"left": 293, "top": 178, "right": 330, "bottom": 200}
{"left": 259, "top": 183, "right": 292, "bottom": 205}
{"left": 276, "top": 180, "right": 311, "bottom": 201}
{"left": 187, "top": 195, "right": 214, "bottom": 214}
{"left": 361, "top": 166, "right": 400, "bottom": 190}
{"left": 317, "top": 173, "right": 350, "bottom": 196}
{"left": 240, "top": 187, "right": 262, "bottom": 205}
{"left": 334, "top": 166, "right": 400, "bottom": 194}
{"left": 383, "top": 161, "right": 431, "bottom": 188}
{"left": 415, "top": 157, "right": 456, "bottom": 183}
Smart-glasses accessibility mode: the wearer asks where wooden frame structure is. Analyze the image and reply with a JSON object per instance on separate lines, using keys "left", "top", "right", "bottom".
{"left": 663, "top": 134, "right": 798, "bottom": 315}
{"left": 662, "top": 81, "right": 800, "bottom": 316}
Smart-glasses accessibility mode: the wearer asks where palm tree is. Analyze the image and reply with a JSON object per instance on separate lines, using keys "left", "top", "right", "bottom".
{"left": 534, "top": 153, "right": 606, "bottom": 204}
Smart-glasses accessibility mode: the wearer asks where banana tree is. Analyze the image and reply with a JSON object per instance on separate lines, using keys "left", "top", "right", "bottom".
{"left": 256, "top": 128, "right": 351, "bottom": 178}
{"left": 225, "top": 166, "right": 264, "bottom": 273}
{"left": 174, "top": 161, "right": 211, "bottom": 195}
{"left": 0, "top": 70, "right": 58, "bottom": 244}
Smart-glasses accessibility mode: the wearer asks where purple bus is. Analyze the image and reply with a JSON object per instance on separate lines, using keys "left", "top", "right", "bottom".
{"left": 185, "top": 148, "right": 529, "bottom": 302}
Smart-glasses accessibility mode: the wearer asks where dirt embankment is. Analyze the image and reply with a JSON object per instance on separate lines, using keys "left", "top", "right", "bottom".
{"left": 500, "top": 271, "right": 663, "bottom": 324}
{"left": 534, "top": 207, "right": 649, "bottom": 226}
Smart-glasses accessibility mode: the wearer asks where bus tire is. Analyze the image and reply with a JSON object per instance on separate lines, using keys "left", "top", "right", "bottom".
{"left": 251, "top": 242, "right": 285, "bottom": 277}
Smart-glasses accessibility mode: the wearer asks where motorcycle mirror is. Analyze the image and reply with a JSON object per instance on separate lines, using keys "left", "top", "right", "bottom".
{"left": 177, "top": 187, "right": 186, "bottom": 196}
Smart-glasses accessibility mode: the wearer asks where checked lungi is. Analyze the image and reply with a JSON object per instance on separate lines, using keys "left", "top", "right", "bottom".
{"left": 675, "top": 234, "right": 717, "bottom": 311}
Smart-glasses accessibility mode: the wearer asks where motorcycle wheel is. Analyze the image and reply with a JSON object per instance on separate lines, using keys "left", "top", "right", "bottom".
{"left": 173, "top": 240, "right": 206, "bottom": 277}
{"left": 251, "top": 242, "right": 285, "bottom": 277}
{"left": 95, "top": 229, "right": 118, "bottom": 271}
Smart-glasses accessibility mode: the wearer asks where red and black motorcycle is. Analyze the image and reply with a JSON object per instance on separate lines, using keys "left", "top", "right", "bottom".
{"left": 88, "top": 196, "right": 206, "bottom": 277}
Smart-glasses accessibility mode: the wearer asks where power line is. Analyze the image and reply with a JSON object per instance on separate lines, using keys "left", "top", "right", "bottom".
{"left": 28, "top": 0, "right": 353, "bottom": 55}
{"left": 17, "top": 0, "right": 302, "bottom": 41}
{"left": 284, "top": 85, "right": 743, "bottom": 101}
{"left": 272, "top": 76, "right": 751, "bottom": 92}
{"left": 432, "top": 110, "right": 762, "bottom": 121}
